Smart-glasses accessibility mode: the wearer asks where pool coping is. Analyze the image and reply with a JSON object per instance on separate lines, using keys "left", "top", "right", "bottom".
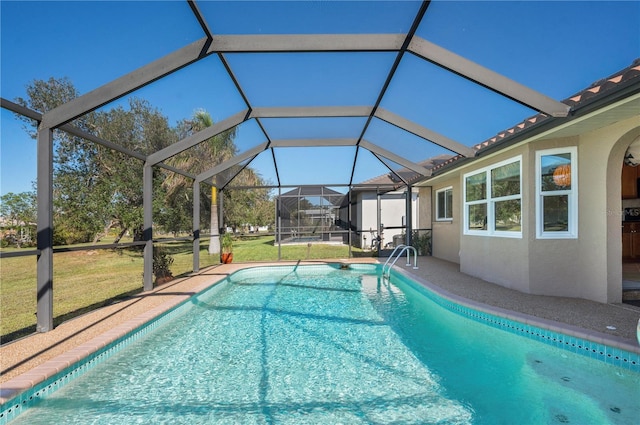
{"left": 0, "top": 275, "right": 216, "bottom": 406}
{"left": 394, "top": 267, "right": 640, "bottom": 359}
{"left": 1, "top": 259, "right": 639, "bottom": 414}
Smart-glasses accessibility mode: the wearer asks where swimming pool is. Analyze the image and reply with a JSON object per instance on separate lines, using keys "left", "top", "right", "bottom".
{"left": 2, "top": 264, "right": 639, "bottom": 424}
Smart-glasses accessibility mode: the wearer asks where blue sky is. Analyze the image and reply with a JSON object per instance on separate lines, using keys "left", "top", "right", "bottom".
{"left": 1, "top": 0, "right": 639, "bottom": 195}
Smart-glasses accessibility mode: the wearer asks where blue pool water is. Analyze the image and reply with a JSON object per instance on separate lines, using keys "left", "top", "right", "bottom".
{"left": 6, "top": 264, "right": 640, "bottom": 424}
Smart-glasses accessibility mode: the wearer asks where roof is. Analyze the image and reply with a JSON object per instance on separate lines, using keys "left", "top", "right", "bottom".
{"left": 429, "top": 58, "right": 640, "bottom": 175}
{"left": 357, "top": 154, "right": 453, "bottom": 187}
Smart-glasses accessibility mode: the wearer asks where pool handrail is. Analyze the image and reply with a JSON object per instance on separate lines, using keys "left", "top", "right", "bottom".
{"left": 382, "top": 244, "right": 418, "bottom": 278}
{"left": 382, "top": 244, "right": 408, "bottom": 276}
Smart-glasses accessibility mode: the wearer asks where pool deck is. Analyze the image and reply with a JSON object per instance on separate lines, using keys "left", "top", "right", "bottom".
{"left": 2, "top": 256, "right": 640, "bottom": 404}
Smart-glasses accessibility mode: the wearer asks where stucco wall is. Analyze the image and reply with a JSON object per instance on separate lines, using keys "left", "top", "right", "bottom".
{"left": 527, "top": 117, "right": 639, "bottom": 302}
{"left": 417, "top": 187, "right": 432, "bottom": 229}
{"left": 458, "top": 147, "right": 531, "bottom": 292}
{"left": 524, "top": 136, "right": 584, "bottom": 298}
{"left": 430, "top": 178, "right": 460, "bottom": 264}
{"left": 452, "top": 115, "right": 639, "bottom": 302}
{"left": 422, "top": 98, "right": 639, "bottom": 303}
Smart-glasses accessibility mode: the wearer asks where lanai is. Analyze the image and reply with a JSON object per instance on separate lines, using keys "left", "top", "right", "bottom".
{"left": 3, "top": 0, "right": 631, "bottom": 333}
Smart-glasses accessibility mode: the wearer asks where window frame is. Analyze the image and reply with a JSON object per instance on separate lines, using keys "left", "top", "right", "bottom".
{"left": 463, "top": 155, "right": 522, "bottom": 238}
{"left": 435, "top": 186, "right": 453, "bottom": 221}
{"left": 535, "top": 147, "right": 578, "bottom": 239}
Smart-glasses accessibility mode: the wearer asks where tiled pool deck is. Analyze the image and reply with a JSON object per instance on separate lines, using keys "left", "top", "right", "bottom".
{"left": 1, "top": 256, "right": 639, "bottom": 408}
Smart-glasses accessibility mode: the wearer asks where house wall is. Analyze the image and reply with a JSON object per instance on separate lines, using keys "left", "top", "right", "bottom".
{"left": 430, "top": 178, "right": 460, "bottom": 264}
{"left": 458, "top": 147, "right": 531, "bottom": 292}
{"left": 428, "top": 113, "right": 640, "bottom": 303}
{"left": 525, "top": 136, "right": 582, "bottom": 298}
{"left": 417, "top": 187, "right": 432, "bottom": 229}
{"left": 527, "top": 117, "right": 640, "bottom": 302}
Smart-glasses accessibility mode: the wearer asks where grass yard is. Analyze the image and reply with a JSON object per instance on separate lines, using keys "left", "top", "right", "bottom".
{"left": 0, "top": 235, "right": 369, "bottom": 343}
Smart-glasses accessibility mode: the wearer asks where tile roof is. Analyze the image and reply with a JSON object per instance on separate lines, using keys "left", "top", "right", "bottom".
{"left": 357, "top": 154, "right": 453, "bottom": 187}
{"left": 430, "top": 57, "right": 640, "bottom": 174}
{"left": 357, "top": 58, "right": 640, "bottom": 188}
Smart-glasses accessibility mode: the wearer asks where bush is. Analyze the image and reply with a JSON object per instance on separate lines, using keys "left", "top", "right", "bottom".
{"left": 153, "top": 247, "right": 174, "bottom": 279}
{"left": 412, "top": 230, "right": 432, "bottom": 256}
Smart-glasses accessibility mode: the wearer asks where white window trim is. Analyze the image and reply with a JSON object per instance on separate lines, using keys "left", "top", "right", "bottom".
{"left": 535, "top": 147, "right": 578, "bottom": 239}
{"left": 463, "top": 155, "right": 522, "bottom": 238}
{"left": 435, "top": 186, "right": 453, "bottom": 221}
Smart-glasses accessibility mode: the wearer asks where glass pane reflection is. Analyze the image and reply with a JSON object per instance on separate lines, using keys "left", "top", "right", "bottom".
{"left": 543, "top": 195, "right": 569, "bottom": 232}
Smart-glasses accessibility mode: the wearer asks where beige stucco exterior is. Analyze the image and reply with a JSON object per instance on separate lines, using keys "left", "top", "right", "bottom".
{"left": 421, "top": 96, "right": 640, "bottom": 304}
{"left": 429, "top": 177, "right": 460, "bottom": 264}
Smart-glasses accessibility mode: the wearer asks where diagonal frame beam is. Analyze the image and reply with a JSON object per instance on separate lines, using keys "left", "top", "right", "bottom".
{"left": 350, "top": 0, "right": 432, "bottom": 185}
{"left": 359, "top": 139, "right": 432, "bottom": 177}
{"left": 408, "top": 36, "right": 571, "bottom": 117}
{"left": 147, "top": 109, "right": 249, "bottom": 165}
{"left": 196, "top": 142, "right": 269, "bottom": 184}
{"left": 375, "top": 108, "right": 476, "bottom": 157}
{"left": 373, "top": 152, "right": 410, "bottom": 186}
{"left": 41, "top": 37, "right": 212, "bottom": 129}
{"left": 2, "top": 98, "right": 148, "bottom": 161}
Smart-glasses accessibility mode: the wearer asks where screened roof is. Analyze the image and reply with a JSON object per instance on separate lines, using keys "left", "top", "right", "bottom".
{"left": 2, "top": 1, "right": 639, "bottom": 193}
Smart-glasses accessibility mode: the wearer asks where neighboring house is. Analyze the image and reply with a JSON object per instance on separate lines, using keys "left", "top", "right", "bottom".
{"left": 415, "top": 59, "right": 640, "bottom": 304}
{"left": 348, "top": 155, "right": 452, "bottom": 250}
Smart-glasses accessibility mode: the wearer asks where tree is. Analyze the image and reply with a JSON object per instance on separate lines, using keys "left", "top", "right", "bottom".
{"left": 222, "top": 168, "right": 274, "bottom": 232}
{"left": 164, "top": 109, "right": 237, "bottom": 255}
{"left": 0, "top": 191, "right": 36, "bottom": 247}
{"left": 16, "top": 78, "right": 175, "bottom": 244}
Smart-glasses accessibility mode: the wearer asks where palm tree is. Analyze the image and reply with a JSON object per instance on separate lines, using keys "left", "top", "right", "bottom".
{"left": 164, "top": 109, "right": 237, "bottom": 255}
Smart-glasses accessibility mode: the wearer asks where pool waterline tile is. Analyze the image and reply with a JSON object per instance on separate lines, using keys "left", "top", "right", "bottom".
{"left": 391, "top": 268, "right": 640, "bottom": 371}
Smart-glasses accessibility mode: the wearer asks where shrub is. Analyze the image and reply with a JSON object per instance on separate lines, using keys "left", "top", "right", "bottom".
{"left": 153, "top": 247, "right": 174, "bottom": 279}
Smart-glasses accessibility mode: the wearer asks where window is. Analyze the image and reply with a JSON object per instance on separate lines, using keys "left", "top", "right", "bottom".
{"left": 435, "top": 187, "right": 453, "bottom": 221}
{"left": 463, "top": 156, "right": 522, "bottom": 237}
{"left": 536, "top": 147, "right": 577, "bottom": 239}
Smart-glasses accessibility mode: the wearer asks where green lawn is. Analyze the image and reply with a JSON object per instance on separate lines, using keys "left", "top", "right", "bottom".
{"left": 0, "top": 235, "right": 368, "bottom": 343}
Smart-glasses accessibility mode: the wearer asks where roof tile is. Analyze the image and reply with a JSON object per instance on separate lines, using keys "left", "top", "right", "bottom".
{"left": 430, "top": 58, "right": 640, "bottom": 174}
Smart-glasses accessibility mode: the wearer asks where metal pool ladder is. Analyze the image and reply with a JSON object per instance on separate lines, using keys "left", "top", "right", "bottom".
{"left": 382, "top": 244, "right": 418, "bottom": 279}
